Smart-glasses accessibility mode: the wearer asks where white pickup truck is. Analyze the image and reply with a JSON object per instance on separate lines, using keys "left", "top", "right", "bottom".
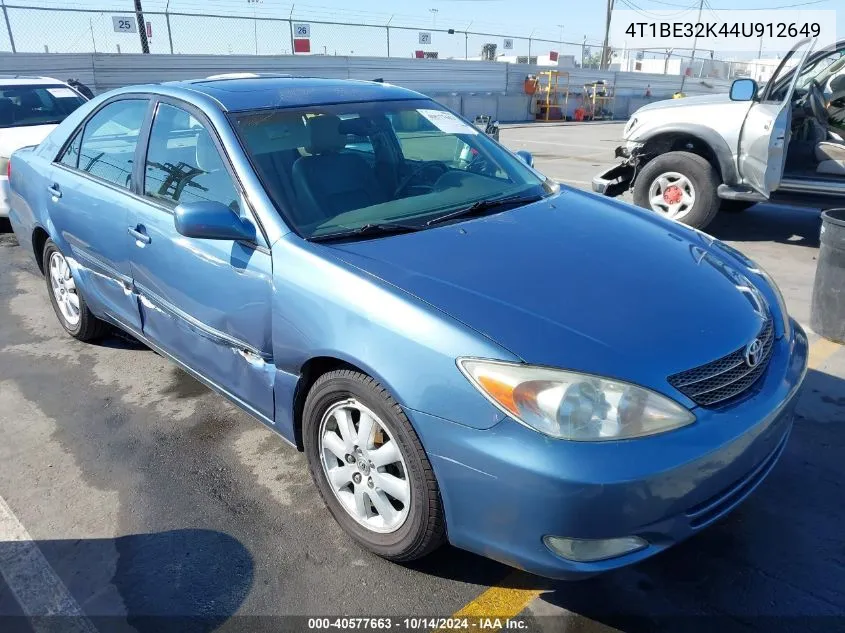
{"left": 593, "top": 38, "right": 845, "bottom": 229}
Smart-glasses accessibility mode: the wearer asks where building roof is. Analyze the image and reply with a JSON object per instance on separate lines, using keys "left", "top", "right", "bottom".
{"left": 165, "top": 76, "right": 425, "bottom": 112}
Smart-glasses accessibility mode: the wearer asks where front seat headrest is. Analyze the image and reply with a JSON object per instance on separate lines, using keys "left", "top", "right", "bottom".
{"left": 830, "top": 74, "right": 845, "bottom": 93}
{"left": 18, "top": 90, "right": 42, "bottom": 110}
{"left": 306, "top": 115, "right": 346, "bottom": 154}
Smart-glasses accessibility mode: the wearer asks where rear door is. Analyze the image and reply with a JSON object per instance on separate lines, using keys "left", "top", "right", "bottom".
{"left": 127, "top": 98, "right": 275, "bottom": 421}
{"left": 47, "top": 98, "right": 151, "bottom": 331}
{"left": 738, "top": 38, "right": 815, "bottom": 196}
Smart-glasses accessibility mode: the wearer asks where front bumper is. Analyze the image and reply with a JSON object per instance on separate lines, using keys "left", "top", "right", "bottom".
{"left": 592, "top": 145, "right": 638, "bottom": 197}
{"left": 410, "top": 322, "right": 808, "bottom": 579}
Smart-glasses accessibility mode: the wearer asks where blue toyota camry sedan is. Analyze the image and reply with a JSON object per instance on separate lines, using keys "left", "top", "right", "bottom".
{"left": 8, "top": 75, "right": 808, "bottom": 579}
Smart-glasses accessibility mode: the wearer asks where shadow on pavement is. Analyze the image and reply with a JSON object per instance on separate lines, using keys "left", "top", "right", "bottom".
{"left": 0, "top": 528, "right": 253, "bottom": 633}
{"left": 707, "top": 204, "right": 822, "bottom": 248}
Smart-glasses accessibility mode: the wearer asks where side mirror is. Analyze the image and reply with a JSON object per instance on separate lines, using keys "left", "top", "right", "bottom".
{"left": 515, "top": 150, "right": 534, "bottom": 167}
{"left": 174, "top": 201, "right": 257, "bottom": 242}
{"left": 729, "top": 78, "right": 758, "bottom": 102}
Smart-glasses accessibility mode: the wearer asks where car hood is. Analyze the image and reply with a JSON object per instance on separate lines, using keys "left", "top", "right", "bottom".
{"left": 325, "top": 189, "right": 770, "bottom": 400}
{"left": 637, "top": 93, "right": 732, "bottom": 112}
{"left": 0, "top": 124, "right": 57, "bottom": 158}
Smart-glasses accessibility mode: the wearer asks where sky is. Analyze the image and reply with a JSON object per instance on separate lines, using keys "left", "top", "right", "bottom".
{"left": 1, "top": 0, "right": 842, "bottom": 60}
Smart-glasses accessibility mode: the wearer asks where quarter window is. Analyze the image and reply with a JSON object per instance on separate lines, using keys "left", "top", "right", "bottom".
{"left": 57, "top": 131, "right": 81, "bottom": 169}
{"left": 78, "top": 99, "right": 148, "bottom": 189}
{"left": 143, "top": 102, "right": 240, "bottom": 211}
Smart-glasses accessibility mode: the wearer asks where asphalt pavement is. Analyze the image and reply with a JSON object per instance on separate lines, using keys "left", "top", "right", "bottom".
{"left": 0, "top": 121, "right": 844, "bottom": 633}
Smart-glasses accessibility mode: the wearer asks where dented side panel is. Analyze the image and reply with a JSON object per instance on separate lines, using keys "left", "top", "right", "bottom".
{"left": 45, "top": 164, "right": 142, "bottom": 331}
{"left": 128, "top": 204, "right": 275, "bottom": 421}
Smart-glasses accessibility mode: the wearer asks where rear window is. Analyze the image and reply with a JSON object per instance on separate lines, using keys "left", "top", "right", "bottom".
{"left": 0, "top": 84, "right": 87, "bottom": 129}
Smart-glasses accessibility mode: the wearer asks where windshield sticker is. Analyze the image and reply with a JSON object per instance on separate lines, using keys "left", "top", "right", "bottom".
{"left": 46, "top": 88, "right": 78, "bottom": 98}
{"left": 417, "top": 109, "right": 478, "bottom": 135}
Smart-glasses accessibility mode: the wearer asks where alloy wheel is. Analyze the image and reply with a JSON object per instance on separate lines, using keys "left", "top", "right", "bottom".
{"left": 49, "top": 251, "right": 80, "bottom": 326}
{"left": 318, "top": 398, "right": 411, "bottom": 533}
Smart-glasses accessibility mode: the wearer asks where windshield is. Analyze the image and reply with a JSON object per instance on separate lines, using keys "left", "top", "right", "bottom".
{"left": 796, "top": 49, "right": 845, "bottom": 92}
{"left": 0, "top": 84, "right": 87, "bottom": 129}
{"left": 232, "top": 99, "right": 551, "bottom": 239}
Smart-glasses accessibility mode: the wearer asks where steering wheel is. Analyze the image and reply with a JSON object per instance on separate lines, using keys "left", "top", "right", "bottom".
{"left": 806, "top": 80, "right": 828, "bottom": 123}
{"left": 394, "top": 161, "right": 448, "bottom": 197}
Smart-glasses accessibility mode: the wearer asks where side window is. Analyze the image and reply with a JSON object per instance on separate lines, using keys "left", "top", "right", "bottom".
{"left": 144, "top": 102, "right": 240, "bottom": 212}
{"left": 57, "top": 131, "right": 81, "bottom": 169}
{"left": 78, "top": 99, "right": 148, "bottom": 188}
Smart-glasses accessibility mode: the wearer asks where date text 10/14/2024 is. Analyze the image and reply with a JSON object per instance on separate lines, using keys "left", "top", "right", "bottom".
{"left": 307, "top": 617, "right": 529, "bottom": 630}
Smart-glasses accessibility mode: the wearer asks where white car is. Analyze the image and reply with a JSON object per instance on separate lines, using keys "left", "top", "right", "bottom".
{"left": 1, "top": 76, "right": 88, "bottom": 217}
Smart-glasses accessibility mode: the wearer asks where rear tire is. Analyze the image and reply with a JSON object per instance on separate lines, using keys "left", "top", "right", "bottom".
{"left": 303, "top": 369, "right": 445, "bottom": 562}
{"left": 43, "top": 240, "right": 108, "bottom": 341}
{"left": 633, "top": 151, "right": 720, "bottom": 230}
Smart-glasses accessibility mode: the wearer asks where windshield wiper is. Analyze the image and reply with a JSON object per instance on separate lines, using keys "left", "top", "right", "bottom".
{"left": 309, "top": 222, "right": 422, "bottom": 242}
{"left": 426, "top": 193, "right": 544, "bottom": 227}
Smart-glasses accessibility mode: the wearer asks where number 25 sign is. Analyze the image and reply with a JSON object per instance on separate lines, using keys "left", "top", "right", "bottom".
{"left": 111, "top": 16, "right": 138, "bottom": 33}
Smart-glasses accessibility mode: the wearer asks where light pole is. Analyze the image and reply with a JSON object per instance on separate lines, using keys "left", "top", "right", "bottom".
{"left": 429, "top": 8, "right": 438, "bottom": 29}
{"left": 134, "top": 0, "right": 150, "bottom": 54}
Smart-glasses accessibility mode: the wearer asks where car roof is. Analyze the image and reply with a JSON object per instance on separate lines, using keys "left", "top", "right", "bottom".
{"left": 161, "top": 76, "right": 426, "bottom": 112}
{"left": 0, "top": 76, "right": 68, "bottom": 86}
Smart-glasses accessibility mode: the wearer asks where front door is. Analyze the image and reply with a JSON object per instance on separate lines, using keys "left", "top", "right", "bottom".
{"left": 47, "top": 98, "right": 150, "bottom": 332}
{"left": 738, "top": 38, "right": 816, "bottom": 196}
{"left": 128, "top": 99, "right": 275, "bottom": 421}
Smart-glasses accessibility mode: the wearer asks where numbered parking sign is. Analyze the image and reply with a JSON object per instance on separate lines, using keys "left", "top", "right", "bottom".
{"left": 111, "top": 16, "right": 137, "bottom": 33}
{"left": 419, "top": 32, "right": 432, "bottom": 45}
{"left": 294, "top": 23, "right": 311, "bottom": 38}
{"left": 503, "top": 38, "right": 514, "bottom": 50}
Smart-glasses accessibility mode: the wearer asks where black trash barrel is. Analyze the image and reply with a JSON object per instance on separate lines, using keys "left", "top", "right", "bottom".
{"left": 811, "top": 209, "right": 845, "bottom": 344}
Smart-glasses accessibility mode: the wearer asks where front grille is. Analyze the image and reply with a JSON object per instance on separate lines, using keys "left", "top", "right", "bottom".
{"left": 668, "top": 318, "right": 775, "bottom": 407}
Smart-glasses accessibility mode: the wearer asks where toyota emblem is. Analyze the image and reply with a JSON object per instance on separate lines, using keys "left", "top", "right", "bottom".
{"left": 744, "top": 338, "right": 764, "bottom": 368}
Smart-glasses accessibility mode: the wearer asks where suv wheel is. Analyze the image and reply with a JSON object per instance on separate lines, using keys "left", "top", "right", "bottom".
{"left": 633, "top": 151, "right": 720, "bottom": 230}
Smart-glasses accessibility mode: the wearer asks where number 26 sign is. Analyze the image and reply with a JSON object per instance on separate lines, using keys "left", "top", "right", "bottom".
{"left": 294, "top": 23, "right": 311, "bottom": 38}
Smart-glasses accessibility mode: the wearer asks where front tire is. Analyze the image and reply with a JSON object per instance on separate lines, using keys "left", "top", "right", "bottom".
{"left": 303, "top": 369, "right": 445, "bottom": 562}
{"left": 633, "top": 151, "right": 720, "bottom": 230}
{"left": 43, "top": 240, "right": 107, "bottom": 341}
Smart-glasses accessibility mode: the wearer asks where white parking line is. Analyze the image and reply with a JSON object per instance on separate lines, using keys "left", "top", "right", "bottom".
{"left": 0, "top": 494, "right": 98, "bottom": 632}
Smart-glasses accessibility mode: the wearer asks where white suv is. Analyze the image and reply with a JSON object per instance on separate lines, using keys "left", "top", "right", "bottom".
{"left": 1, "top": 76, "right": 88, "bottom": 217}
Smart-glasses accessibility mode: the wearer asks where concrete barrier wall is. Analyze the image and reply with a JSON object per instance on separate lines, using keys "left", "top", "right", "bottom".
{"left": 0, "top": 52, "right": 733, "bottom": 122}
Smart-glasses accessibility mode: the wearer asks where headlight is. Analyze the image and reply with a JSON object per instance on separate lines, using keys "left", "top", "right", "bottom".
{"left": 458, "top": 359, "right": 695, "bottom": 441}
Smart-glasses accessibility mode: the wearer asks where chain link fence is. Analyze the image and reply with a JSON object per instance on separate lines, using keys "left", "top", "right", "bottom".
{"left": 0, "top": 4, "right": 743, "bottom": 79}
{"left": 0, "top": 4, "right": 604, "bottom": 62}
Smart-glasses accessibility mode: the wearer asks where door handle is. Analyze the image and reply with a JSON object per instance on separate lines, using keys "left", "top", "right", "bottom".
{"left": 128, "top": 225, "right": 151, "bottom": 245}
{"left": 47, "top": 184, "right": 62, "bottom": 199}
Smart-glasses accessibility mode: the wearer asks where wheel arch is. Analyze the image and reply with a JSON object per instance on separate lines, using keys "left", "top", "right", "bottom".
{"left": 31, "top": 225, "right": 51, "bottom": 274}
{"left": 291, "top": 355, "right": 407, "bottom": 452}
{"left": 636, "top": 125, "right": 739, "bottom": 186}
